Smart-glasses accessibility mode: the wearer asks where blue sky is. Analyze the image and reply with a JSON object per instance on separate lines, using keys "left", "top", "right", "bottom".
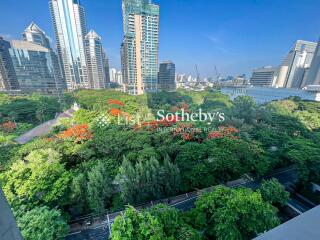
{"left": 0, "top": 0, "right": 319, "bottom": 77}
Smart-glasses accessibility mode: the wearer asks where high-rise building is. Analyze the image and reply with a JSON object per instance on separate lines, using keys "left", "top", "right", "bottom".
{"left": 116, "top": 71, "right": 123, "bottom": 85}
{"left": 23, "top": 22, "right": 65, "bottom": 91}
{"left": 110, "top": 68, "right": 117, "bottom": 82}
{"left": 250, "top": 66, "right": 278, "bottom": 87}
{"left": 0, "top": 37, "right": 19, "bottom": 91}
{"left": 9, "top": 40, "right": 59, "bottom": 94}
{"left": 275, "top": 40, "right": 317, "bottom": 88}
{"left": 23, "top": 22, "right": 51, "bottom": 49}
{"left": 103, "top": 53, "right": 111, "bottom": 85}
{"left": 304, "top": 39, "right": 320, "bottom": 86}
{"left": 158, "top": 61, "right": 176, "bottom": 91}
{"left": 121, "top": 0, "right": 160, "bottom": 95}
{"left": 85, "top": 30, "right": 107, "bottom": 89}
{"left": 49, "top": 0, "right": 89, "bottom": 90}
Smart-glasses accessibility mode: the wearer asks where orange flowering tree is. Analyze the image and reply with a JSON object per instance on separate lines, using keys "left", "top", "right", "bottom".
{"left": 207, "top": 126, "right": 240, "bottom": 140}
{"left": 173, "top": 123, "right": 203, "bottom": 141}
{"left": 107, "top": 99, "right": 125, "bottom": 107}
{"left": 0, "top": 121, "right": 17, "bottom": 133}
{"left": 109, "top": 108, "right": 122, "bottom": 117}
{"left": 106, "top": 99, "right": 132, "bottom": 122}
{"left": 57, "top": 124, "right": 93, "bottom": 142}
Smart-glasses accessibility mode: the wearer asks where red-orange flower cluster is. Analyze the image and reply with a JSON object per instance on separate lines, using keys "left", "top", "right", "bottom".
{"left": 57, "top": 124, "right": 93, "bottom": 142}
{"left": 0, "top": 121, "right": 16, "bottom": 132}
{"left": 107, "top": 99, "right": 124, "bottom": 107}
{"left": 207, "top": 126, "right": 239, "bottom": 140}
{"left": 173, "top": 123, "right": 202, "bottom": 141}
{"left": 109, "top": 108, "right": 122, "bottom": 116}
{"left": 158, "top": 115, "right": 182, "bottom": 127}
{"left": 170, "top": 102, "right": 190, "bottom": 113}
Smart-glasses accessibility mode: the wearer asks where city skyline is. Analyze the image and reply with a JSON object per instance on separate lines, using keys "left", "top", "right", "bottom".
{"left": 0, "top": 0, "right": 319, "bottom": 78}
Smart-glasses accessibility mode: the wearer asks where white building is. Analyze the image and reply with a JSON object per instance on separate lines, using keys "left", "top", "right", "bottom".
{"left": 109, "top": 68, "right": 117, "bottom": 82}
{"left": 85, "top": 30, "right": 107, "bottom": 89}
{"left": 304, "top": 39, "right": 320, "bottom": 86}
{"left": 275, "top": 40, "right": 317, "bottom": 88}
{"left": 250, "top": 66, "right": 278, "bottom": 87}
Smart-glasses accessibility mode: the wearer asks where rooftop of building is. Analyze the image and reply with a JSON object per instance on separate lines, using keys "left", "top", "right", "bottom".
{"left": 86, "top": 30, "right": 101, "bottom": 40}
{"left": 255, "top": 206, "right": 320, "bottom": 240}
{"left": 10, "top": 40, "right": 49, "bottom": 52}
{"left": 24, "top": 22, "right": 45, "bottom": 35}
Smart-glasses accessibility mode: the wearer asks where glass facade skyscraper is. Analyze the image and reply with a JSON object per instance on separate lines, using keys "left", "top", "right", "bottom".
{"left": 85, "top": 30, "right": 107, "bottom": 89}
{"left": 23, "top": 22, "right": 66, "bottom": 92}
{"left": 9, "top": 40, "right": 58, "bottom": 94}
{"left": 158, "top": 61, "right": 176, "bottom": 91}
{"left": 49, "top": 0, "right": 89, "bottom": 90}
{"left": 0, "top": 37, "right": 19, "bottom": 91}
{"left": 121, "top": 0, "right": 160, "bottom": 95}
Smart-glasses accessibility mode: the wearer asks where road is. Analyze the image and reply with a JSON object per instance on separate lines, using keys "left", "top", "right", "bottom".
{"left": 66, "top": 166, "right": 299, "bottom": 240}
{"left": 15, "top": 108, "right": 75, "bottom": 144}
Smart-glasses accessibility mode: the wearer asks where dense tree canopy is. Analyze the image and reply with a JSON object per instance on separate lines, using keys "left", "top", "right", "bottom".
{"left": 1, "top": 90, "right": 320, "bottom": 239}
{"left": 191, "top": 186, "right": 280, "bottom": 240}
{"left": 16, "top": 206, "right": 68, "bottom": 240}
{"left": 259, "top": 178, "right": 290, "bottom": 206}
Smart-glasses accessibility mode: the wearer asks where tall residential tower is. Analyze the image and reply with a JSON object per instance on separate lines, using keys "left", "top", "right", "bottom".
{"left": 49, "top": 0, "right": 89, "bottom": 90}
{"left": 121, "top": 0, "right": 160, "bottom": 95}
{"left": 85, "top": 30, "right": 108, "bottom": 89}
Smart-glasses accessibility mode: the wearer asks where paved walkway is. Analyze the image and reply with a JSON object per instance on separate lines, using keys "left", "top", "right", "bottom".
{"left": 15, "top": 108, "right": 75, "bottom": 144}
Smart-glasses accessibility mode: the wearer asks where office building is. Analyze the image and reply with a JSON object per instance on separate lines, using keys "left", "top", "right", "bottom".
{"left": 158, "top": 61, "right": 176, "bottom": 91}
{"left": 250, "top": 66, "right": 278, "bottom": 87}
{"left": 103, "top": 53, "right": 111, "bottom": 85}
{"left": 116, "top": 71, "right": 123, "bottom": 85}
{"left": 23, "top": 22, "right": 65, "bottom": 91}
{"left": 9, "top": 40, "right": 59, "bottom": 94}
{"left": 0, "top": 37, "right": 19, "bottom": 91}
{"left": 121, "top": 0, "right": 160, "bottom": 95}
{"left": 304, "top": 39, "right": 320, "bottom": 86}
{"left": 110, "top": 68, "right": 117, "bottom": 82}
{"left": 85, "top": 30, "right": 107, "bottom": 89}
{"left": 275, "top": 40, "right": 317, "bottom": 88}
{"left": 49, "top": 0, "right": 89, "bottom": 90}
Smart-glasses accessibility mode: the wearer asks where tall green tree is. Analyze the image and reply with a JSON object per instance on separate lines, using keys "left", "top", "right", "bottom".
{"left": 112, "top": 206, "right": 165, "bottom": 240}
{"left": 2, "top": 149, "right": 70, "bottom": 208}
{"left": 112, "top": 205, "right": 202, "bottom": 240}
{"left": 232, "top": 96, "right": 257, "bottom": 124}
{"left": 87, "top": 161, "right": 113, "bottom": 213}
{"left": 259, "top": 178, "right": 290, "bottom": 206}
{"left": 193, "top": 186, "right": 280, "bottom": 240}
{"left": 16, "top": 206, "right": 69, "bottom": 240}
{"left": 116, "top": 156, "right": 180, "bottom": 204}
{"left": 69, "top": 173, "right": 87, "bottom": 215}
